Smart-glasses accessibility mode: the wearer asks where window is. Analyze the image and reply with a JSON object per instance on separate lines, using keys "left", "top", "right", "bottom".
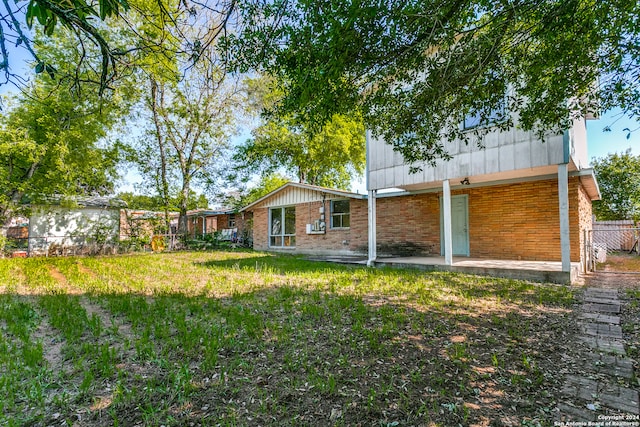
{"left": 331, "top": 200, "right": 350, "bottom": 228}
{"left": 463, "top": 101, "right": 506, "bottom": 130}
{"left": 228, "top": 214, "right": 236, "bottom": 228}
{"left": 270, "top": 206, "right": 296, "bottom": 247}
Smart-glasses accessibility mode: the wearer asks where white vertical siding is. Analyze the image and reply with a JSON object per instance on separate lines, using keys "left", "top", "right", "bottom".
{"left": 252, "top": 186, "right": 356, "bottom": 209}
{"left": 367, "top": 122, "right": 575, "bottom": 191}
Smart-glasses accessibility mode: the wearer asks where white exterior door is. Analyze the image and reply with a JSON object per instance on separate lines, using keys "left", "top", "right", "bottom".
{"left": 441, "top": 195, "right": 469, "bottom": 256}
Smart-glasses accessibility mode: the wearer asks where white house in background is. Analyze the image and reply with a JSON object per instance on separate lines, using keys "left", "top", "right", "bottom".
{"left": 29, "top": 196, "right": 126, "bottom": 255}
{"left": 366, "top": 112, "right": 601, "bottom": 281}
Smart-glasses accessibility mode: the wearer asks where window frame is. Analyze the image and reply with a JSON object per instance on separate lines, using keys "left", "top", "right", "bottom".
{"left": 330, "top": 199, "right": 351, "bottom": 229}
{"left": 228, "top": 213, "right": 236, "bottom": 228}
{"left": 462, "top": 103, "right": 507, "bottom": 131}
{"left": 269, "top": 206, "right": 296, "bottom": 248}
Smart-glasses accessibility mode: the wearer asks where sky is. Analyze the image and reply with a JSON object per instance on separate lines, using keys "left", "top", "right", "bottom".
{"left": 585, "top": 110, "right": 639, "bottom": 160}
{"left": 0, "top": 34, "right": 637, "bottom": 199}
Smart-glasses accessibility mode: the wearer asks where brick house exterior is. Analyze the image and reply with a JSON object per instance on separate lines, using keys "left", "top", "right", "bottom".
{"left": 366, "top": 110, "right": 601, "bottom": 277}
{"left": 373, "top": 177, "right": 593, "bottom": 263}
{"left": 241, "top": 175, "right": 597, "bottom": 273}
{"left": 186, "top": 210, "right": 250, "bottom": 242}
{"left": 242, "top": 183, "right": 368, "bottom": 255}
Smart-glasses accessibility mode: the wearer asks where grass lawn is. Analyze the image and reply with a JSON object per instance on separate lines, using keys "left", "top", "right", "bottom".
{"left": 0, "top": 251, "right": 576, "bottom": 426}
{"left": 601, "top": 252, "right": 640, "bottom": 272}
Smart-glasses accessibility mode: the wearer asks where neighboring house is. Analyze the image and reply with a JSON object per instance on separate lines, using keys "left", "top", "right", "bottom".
{"left": 119, "top": 210, "right": 179, "bottom": 241}
{"left": 1, "top": 217, "right": 29, "bottom": 254}
{"left": 241, "top": 182, "right": 368, "bottom": 255}
{"left": 366, "top": 114, "right": 601, "bottom": 275}
{"left": 186, "top": 209, "right": 248, "bottom": 242}
{"left": 29, "top": 196, "right": 126, "bottom": 255}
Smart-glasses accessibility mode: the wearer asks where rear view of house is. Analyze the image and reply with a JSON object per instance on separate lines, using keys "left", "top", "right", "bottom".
{"left": 241, "top": 183, "right": 368, "bottom": 255}
{"left": 366, "top": 114, "right": 600, "bottom": 280}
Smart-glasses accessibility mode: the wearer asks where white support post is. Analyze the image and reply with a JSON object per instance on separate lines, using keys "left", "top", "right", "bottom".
{"left": 442, "top": 179, "right": 453, "bottom": 266}
{"left": 558, "top": 164, "right": 571, "bottom": 273}
{"left": 367, "top": 190, "right": 377, "bottom": 266}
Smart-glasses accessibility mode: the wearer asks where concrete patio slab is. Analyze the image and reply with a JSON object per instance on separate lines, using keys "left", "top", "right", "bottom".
{"left": 373, "top": 257, "right": 580, "bottom": 284}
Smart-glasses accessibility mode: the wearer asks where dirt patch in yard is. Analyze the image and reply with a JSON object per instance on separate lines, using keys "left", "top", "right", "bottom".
{"left": 28, "top": 298, "right": 69, "bottom": 374}
{"left": 581, "top": 271, "right": 640, "bottom": 289}
{"left": 597, "top": 252, "right": 640, "bottom": 275}
{"left": 76, "top": 262, "right": 99, "bottom": 280}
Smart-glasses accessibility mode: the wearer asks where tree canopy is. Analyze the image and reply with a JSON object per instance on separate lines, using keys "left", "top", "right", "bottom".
{"left": 228, "top": 0, "right": 640, "bottom": 168}
{"left": 0, "top": 0, "right": 237, "bottom": 93}
{"left": 592, "top": 149, "right": 640, "bottom": 221}
{"left": 118, "top": 191, "right": 208, "bottom": 212}
{"left": 120, "top": 1, "right": 244, "bottom": 234}
{"left": 0, "top": 26, "right": 135, "bottom": 225}
{"left": 0, "top": 75, "right": 128, "bottom": 224}
{"left": 234, "top": 113, "right": 365, "bottom": 190}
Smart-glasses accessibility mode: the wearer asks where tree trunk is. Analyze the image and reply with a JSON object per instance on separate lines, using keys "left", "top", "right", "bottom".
{"left": 149, "top": 78, "right": 172, "bottom": 234}
{"left": 177, "top": 182, "right": 191, "bottom": 236}
{"left": 1, "top": 161, "right": 40, "bottom": 227}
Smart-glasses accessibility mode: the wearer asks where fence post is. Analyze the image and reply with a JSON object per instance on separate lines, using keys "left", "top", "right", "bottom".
{"left": 583, "top": 229, "right": 587, "bottom": 274}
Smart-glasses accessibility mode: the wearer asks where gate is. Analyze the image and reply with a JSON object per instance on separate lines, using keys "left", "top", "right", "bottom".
{"left": 585, "top": 226, "right": 640, "bottom": 273}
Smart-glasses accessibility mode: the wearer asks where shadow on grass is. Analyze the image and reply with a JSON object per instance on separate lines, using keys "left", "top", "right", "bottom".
{"left": 0, "top": 252, "right": 578, "bottom": 426}
{"left": 0, "top": 280, "right": 575, "bottom": 427}
{"left": 197, "top": 252, "right": 574, "bottom": 307}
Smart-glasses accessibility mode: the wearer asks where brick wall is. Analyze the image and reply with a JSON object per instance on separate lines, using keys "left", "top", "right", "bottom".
{"left": 253, "top": 208, "right": 269, "bottom": 251}
{"left": 574, "top": 180, "right": 593, "bottom": 269}
{"left": 464, "top": 179, "right": 562, "bottom": 260}
{"left": 249, "top": 178, "right": 594, "bottom": 262}
{"left": 375, "top": 194, "right": 441, "bottom": 255}
{"left": 376, "top": 177, "right": 591, "bottom": 262}
{"left": 251, "top": 199, "right": 368, "bottom": 254}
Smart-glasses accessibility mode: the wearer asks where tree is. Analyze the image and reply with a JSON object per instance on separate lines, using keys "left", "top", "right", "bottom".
{"left": 118, "top": 191, "right": 209, "bottom": 211}
{"left": 132, "top": 61, "right": 241, "bottom": 235}
{"left": 592, "top": 149, "right": 640, "bottom": 221}
{"left": 0, "top": 28, "right": 134, "bottom": 226}
{"left": 232, "top": 75, "right": 365, "bottom": 190}
{"left": 0, "top": 0, "right": 238, "bottom": 94}
{"left": 229, "top": 0, "right": 640, "bottom": 168}
{"left": 0, "top": 77, "right": 127, "bottom": 225}
{"left": 222, "top": 173, "right": 290, "bottom": 210}
{"left": 234, "top": 113, "right": 365, "bottom": 190}
{"left": 110, "top": 0, "right": 245, "bottom": 235}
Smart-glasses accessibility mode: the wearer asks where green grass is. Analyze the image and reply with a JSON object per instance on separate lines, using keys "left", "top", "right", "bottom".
{"left": 0, "top": 251, "right": 575, "bottom": 426}
{"left": 601, "top": 252, "right": 640, "bottom": 272}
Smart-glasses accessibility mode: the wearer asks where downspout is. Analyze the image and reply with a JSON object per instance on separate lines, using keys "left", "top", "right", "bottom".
{"left": 366, "top": 129, "right": 377, "bottom": 266}
{"left": 559, "top": 130, "right": 571, "bottom": 274}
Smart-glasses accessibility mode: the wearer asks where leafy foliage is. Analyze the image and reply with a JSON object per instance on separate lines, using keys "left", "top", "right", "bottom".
{"left": 0, "top": 0, "right": 236, "bottom": 93}
{"left": 117, "top": 191, "right": 208, "bottom": 211}
{"left": 228, "top": 0, "right": 640, "bottom": 167}
{"left": 130, "top": 64, "right": 242, "bottom": 234}
{"left": 0, "top": 79, "right": 129, "bottom": 225}
{"left": 223, "top": 173, "right": 290, "bottom": 210}
{"left": 592, "top": 149, "right": 640, "bottom": 221}
{"left": 116, "top": 0, "right": 244, "bottom": 234}
{"left": 235, "top": 113, "right": 365, "bottom": 189}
